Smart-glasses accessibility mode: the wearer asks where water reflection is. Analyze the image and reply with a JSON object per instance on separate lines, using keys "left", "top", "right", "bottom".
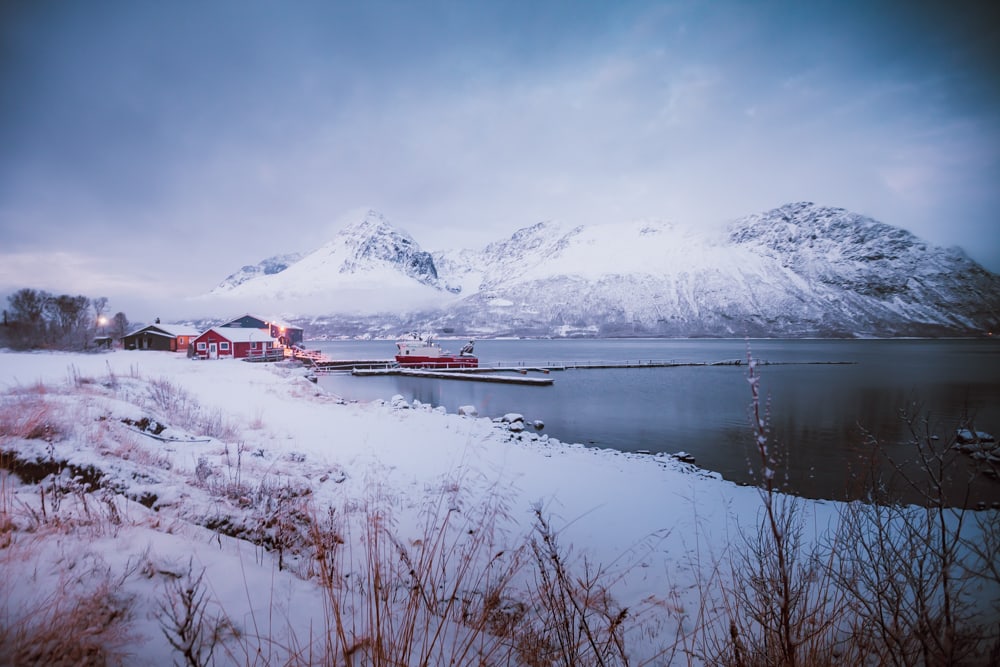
{"left": 313, "top": 339, "right": 1000, "bottom": 507}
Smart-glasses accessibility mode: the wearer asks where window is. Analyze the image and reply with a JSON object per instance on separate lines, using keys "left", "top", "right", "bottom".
{"left": 197, "top": 342, "right": 206, "bottom": 351}
{"left": 220, "top": 342, "right": 230, "bottom": 351}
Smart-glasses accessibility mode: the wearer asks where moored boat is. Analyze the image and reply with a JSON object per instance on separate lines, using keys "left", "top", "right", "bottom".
{"left": 395, "top": 333, "right": 478, "bottom": 368}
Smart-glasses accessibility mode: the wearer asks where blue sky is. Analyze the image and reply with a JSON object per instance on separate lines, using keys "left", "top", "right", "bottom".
{"left": 1, "top": 0, "right": 998, "bottom": 319}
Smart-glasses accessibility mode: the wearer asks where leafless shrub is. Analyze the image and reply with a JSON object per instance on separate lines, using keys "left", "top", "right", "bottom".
{"left": 833, "top": 413, "right": 1000, "bottom": 665}
{"left": 520, "top": 506, "right": 632, "bottom": 667}
{"left": 249, "top": 407, "right": 266, "bottom": 430}
{"left": 138, "top": 377, "right": 239, "bottom": 442}
{"left": 195, "top": 455, "right": 213, "bottom": 484}
{"left": 304, "top": 479, "right": 530, "bottom": 665}
{"left": 198, "top": 408, "right": 239, "bottom": 442}
{"left": 691, "top": 349, "right": 1000, "bottom": 666}
{"left": 103, "top": 360, "right": 119, "bottom": 389}
{"left": 157, "top": 558, "right": 235, "bottom": 667}
{"left": 109, "top": 431, "right": 173, "bottom": 470}
{"left": 147, "top": 376, "right": 193, "bottom": 413}
{"left": 701, "top": 350, "right": 850, "bottom": 666}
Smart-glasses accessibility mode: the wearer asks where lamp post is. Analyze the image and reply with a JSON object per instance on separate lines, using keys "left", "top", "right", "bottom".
{"left": 96, "top": 316, "right": 109, "bottom": 349}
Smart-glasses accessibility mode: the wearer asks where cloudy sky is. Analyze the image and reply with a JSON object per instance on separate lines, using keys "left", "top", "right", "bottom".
{"left": 1, "top": 0, "right": 998, "bottom": 320}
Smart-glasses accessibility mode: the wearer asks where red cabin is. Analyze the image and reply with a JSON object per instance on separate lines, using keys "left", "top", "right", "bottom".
{"left": 192, "top": 327, "right": 277, "bottom": 360}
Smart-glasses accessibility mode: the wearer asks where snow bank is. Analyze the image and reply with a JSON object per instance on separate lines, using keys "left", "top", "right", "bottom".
{"left": 1, "top": 349, "right": 995, "bottom": 663}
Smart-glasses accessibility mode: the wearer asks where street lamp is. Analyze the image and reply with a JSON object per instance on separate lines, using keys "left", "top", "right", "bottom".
{"left": 96, "top": 316, "right": 109, "bottom": 349}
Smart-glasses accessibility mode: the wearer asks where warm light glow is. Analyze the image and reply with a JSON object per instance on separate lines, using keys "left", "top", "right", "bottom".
{"left": 97, "top": 316, "right": 108, "bottom": 326}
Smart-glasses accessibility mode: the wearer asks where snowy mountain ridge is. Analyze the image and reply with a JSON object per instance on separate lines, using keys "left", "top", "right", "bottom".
{"left": 207, "top": 210, "right": 458, "bottom": 313}
{"left": 206, "top": 203, "right": 1000, "bottom": 338}
{"left": 214, "top": 252, "right": 305, "bottom": 291}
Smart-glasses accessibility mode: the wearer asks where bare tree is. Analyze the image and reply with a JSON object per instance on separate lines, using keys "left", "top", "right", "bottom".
{"left": 46, "top": 294, "right": 91, "bottom": 349}
{"left": 6, "top": 288, "right": 52, "bottom": 348}
{"left": 112, "top": 312, "right": 129, "bottom": 341}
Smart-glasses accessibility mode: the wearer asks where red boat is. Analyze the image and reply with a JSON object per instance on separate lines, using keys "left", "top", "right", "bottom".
{"left": 395, "top": 333, "right": 478, "bottom": 368}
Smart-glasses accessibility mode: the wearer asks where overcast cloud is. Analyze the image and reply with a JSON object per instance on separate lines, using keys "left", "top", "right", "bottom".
{"left": 1, "top": 0, "right": 998, "bottom": 320}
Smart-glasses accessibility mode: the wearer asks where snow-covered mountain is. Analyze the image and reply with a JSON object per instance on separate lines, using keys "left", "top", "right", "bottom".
{"left": 202, "top": 203, "right": 1000, "bottom": 338}
{"left": 215, "top": 252, "right": 305, "bottom": 290}
{"left": 208, "top": 210, "right": 459, "bottom": 313}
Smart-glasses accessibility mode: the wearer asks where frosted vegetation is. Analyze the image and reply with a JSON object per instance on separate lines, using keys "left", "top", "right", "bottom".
{"left": 1, "top": 350, "right": 998, "bottom": 665}
{"left": 3, "top": 288, "right": 128, "bottom": 351}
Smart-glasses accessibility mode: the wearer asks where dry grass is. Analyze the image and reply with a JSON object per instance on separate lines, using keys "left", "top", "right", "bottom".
{"left": 3, "top": 360, "right": 998, "bottom": 665}
{"left": 143, "top": 376, "right": 240, "bottom": 442}
{"left": 692, "top": 350, "right": 1000, "bottom": 666}
{"left": 519, "top": 507, "right": 632, "bottom": 666}
{"left": 0, "top": 455, "right": 12, "bottom": 549}
{"left": 0, "top": 392, "right": 64, "bottom": 442}
{"left": 284, "top": 476, "right": 677, "bottom": 667}
{"left": 0, "top": 534, "right": 137, "bottom": 666}
{"left": 306, "top": 480, "right": 525, "bottom": 665}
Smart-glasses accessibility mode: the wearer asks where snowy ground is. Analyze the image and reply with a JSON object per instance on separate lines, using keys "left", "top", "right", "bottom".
{"left": 0, "top": 349, "right": 995, "bottom": 665}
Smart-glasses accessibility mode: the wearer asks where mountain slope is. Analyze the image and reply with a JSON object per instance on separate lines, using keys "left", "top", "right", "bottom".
{"left": 727, "top": 202, "right": 1000, "bottom": 333}
{"left": 203, "top": 204, "right": 1000, "bottom": 337}
{"left": 215, "top": 252, "right": 304, "bottom": 290}
{"left": 207, "top": 210, "right": 457, "bottom": 313}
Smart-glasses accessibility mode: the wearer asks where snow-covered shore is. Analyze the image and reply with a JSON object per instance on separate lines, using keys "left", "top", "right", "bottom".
{"left": 1, "top": 349, "right": 995, "bottom": 664}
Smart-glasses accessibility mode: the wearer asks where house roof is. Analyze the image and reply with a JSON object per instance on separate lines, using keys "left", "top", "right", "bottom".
{"left": 269, "top": 319, "right": 302, "bottom": 331}
{"left": 199, "top": 327, "right": 277, "bottom": 343}
{"left": 222, "top": 313, "right": 303, "bottom": 331}
{"left": 154, "top": 324, "right": 201, "bottom": 337}
{"left": 122, "top": 323, "right": 201, "bottom": 339}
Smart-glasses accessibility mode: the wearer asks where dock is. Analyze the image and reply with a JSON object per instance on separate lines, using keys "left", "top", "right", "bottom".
{"left": 352, "top": 368, "right": 554, "bottom": 385}
{"left": 296, "top": 354, "right": 854, "bottom": 383}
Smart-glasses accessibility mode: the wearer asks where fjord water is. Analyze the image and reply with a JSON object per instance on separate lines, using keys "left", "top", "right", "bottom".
{"left": 314, "top": 339, "right": 1000, "bottom": 506}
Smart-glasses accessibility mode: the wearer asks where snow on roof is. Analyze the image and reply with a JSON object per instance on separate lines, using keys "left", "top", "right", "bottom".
{"left": 122, "top": 323, "right": 201, "bottom": 339}
{"left": 222, "top": 314, "right": 302, "bottom": 330}
{"left": 154, "top": 323, "right": 201, "bottom": 337}
{"left": 202, "top": 327, "right": 277, "bottom": 343}
{"left": 268, "top": 318, "right": 302, "bottom": 330}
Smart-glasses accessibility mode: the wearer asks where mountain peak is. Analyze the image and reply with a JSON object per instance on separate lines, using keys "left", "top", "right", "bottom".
{"left": 337, "top": 209, "right": 395, "bottom": 237}
{"left": 327, "top": 211, "right": 441, "bottom": 288}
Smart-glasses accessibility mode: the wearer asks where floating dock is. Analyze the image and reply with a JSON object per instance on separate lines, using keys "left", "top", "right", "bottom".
{"left": 352, "top": 368, "right": 554, "bottom": 385}
{"left": 301, "top": 355, "right": 854, "bottom": 382}
{"left": 311, "top": 360, "right": 396, "bottom": 372}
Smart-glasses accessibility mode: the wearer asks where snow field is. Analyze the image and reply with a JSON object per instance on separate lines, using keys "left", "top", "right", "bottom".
{"left": 1, "top": 349, "right": 997, "bottom": 664}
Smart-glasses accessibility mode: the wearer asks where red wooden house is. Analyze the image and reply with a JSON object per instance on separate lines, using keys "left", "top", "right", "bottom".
{"left": 191, "top": 327, "right": 277, "bottom": 360}
{"left": 220, "top": 314, "right": 304, "bottom": 346}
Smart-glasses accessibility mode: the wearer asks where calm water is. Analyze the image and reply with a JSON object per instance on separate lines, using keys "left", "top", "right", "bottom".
{"left": 313, "top": 339, "right": 1000, "bottom": 506}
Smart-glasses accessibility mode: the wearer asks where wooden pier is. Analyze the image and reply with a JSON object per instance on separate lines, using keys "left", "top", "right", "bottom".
{"left": 296, "top": 354, "right": 854, "bottom": 383}
{"left": 352, "top": 368, "right": 554, "bottom": 385}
